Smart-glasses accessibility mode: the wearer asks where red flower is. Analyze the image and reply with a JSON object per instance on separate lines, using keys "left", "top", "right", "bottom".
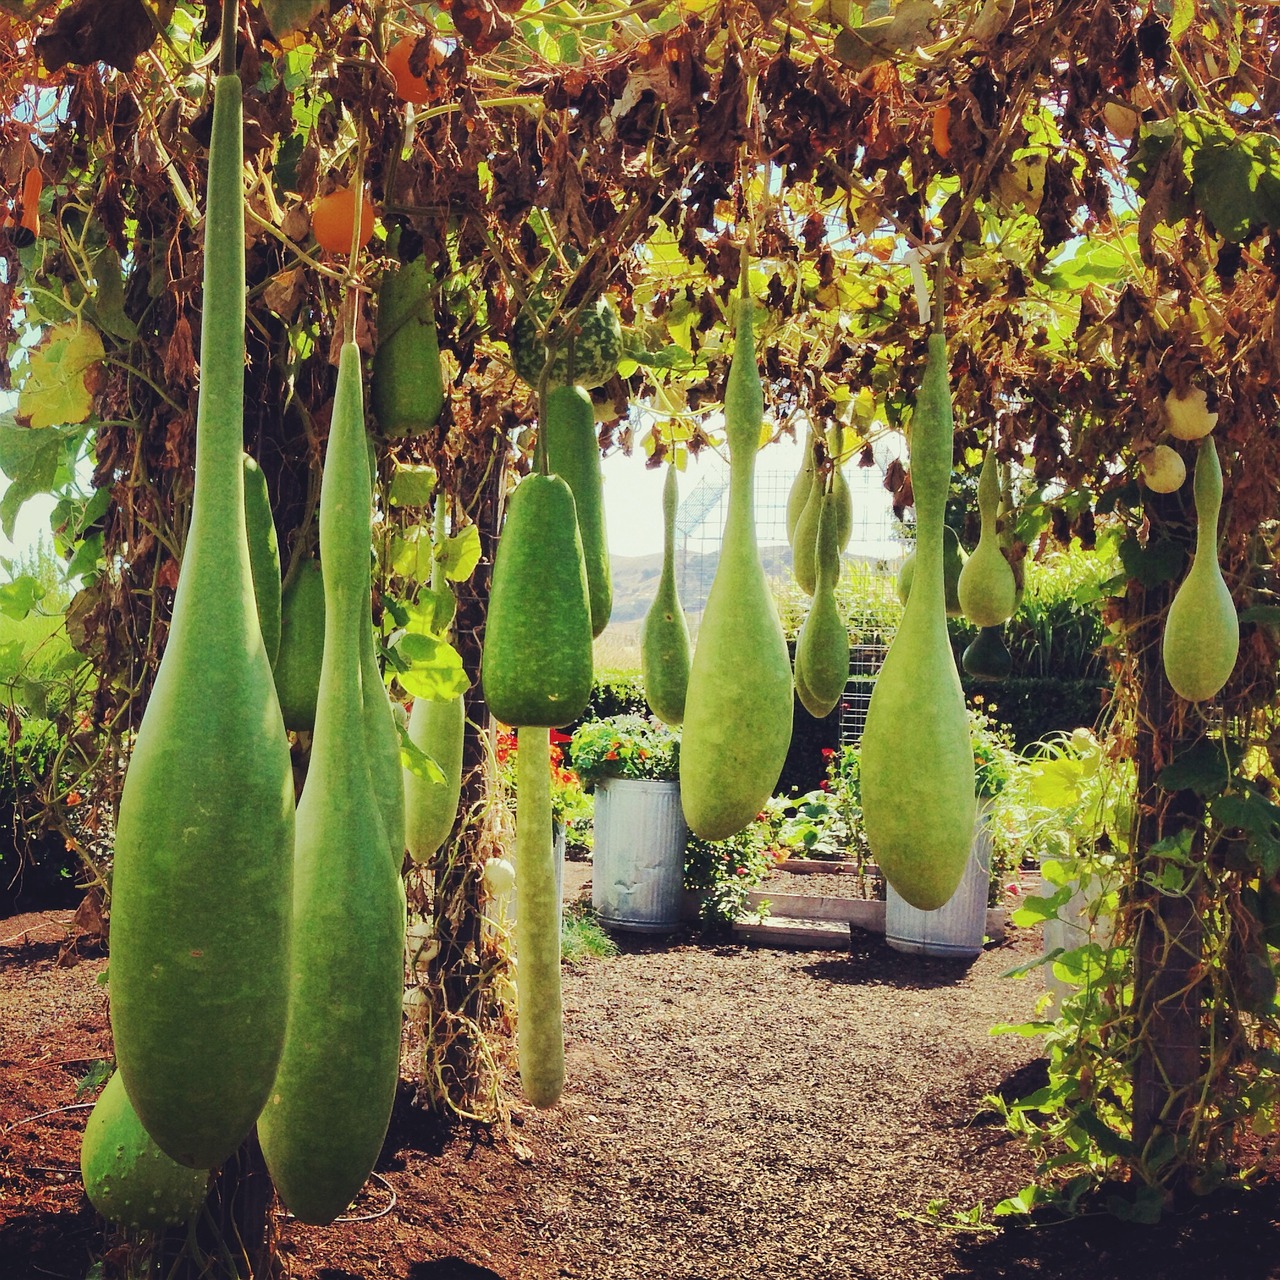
{"left": 550, "top": 729, "right": 573, "bottom": 744}
{"left": 819, "top": 779, "right": 830, "bottom": 791}
{"left": 821, "top": 747, "right": 836, "bottom": 758}
{"left": 605, "top": 750, "right": 619, "bottom": 761}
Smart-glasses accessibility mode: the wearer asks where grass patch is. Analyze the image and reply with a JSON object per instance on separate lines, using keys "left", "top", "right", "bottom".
{"left": 561, "top": 900, "right": 619, "bottom": 965}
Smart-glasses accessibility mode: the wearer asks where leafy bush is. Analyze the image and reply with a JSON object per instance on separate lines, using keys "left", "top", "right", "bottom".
{"left": 567, "top": 714, "right": 680, "bottom": 787}
{"left": 575, "top": 673, "right": 648, "bottom": 725}
{"left": 684, "top": 825, "right": 778, "bottom": 930}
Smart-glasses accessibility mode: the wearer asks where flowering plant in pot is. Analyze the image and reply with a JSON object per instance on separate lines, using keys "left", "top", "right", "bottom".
{"left": 566, "top": 715, "right": 680, "bottom": 790}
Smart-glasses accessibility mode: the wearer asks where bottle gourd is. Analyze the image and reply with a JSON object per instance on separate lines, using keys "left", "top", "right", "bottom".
{"left": 1162, "top": 438, "right": 1238, "bottom": 702}
{"left": 794, "top": 489, "right": 849, "bottom": 719}
{"left": 108, "top": 71, "right": 295, "bottom": 1170}
{"left": 515, "top": 726, "right": 565, "bottom": 1107}
{"left": 275, "top": 558, "right": 325, "bottom": 730}
{"left": 640, "top": 463, "right": 691, "bottom": 725}
{"left": 786, "top": 429, "right": 816, "bottom": 546}
{"left": 243, "top": 452, "right": 281, "bottom": 667}
{"left": 405, "top": 498, "right": 466, "bottom": 861}
{"left": 897, "top": 524, "right": 965, "bottom": 616}
{"left": 680, "top": 286, "right": 793, "bottom": 840}
{"left": 957, "top": 449, "right": 1016, "bottom": 628}
{"left": 545, "top": 384, "right": 612, "bottom": 637}
{"left": 860, "top": 333, "right": 975, "bottom": 911}
{"left": 482, "top": 474, "right": 593, "bottom": 728}
{"left": 258, "top": 343, "right": 407, "bottom": 1225}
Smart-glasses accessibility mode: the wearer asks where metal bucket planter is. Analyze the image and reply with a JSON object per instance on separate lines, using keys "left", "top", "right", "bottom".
{"left": 592, "top": 778, "right": 688, "bottom": 933}
{"left": 885, "top": 800, "right": 993, "bottom": 962}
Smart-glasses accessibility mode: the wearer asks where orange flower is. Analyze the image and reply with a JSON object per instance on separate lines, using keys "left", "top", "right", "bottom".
{"left": 66, "top": 791, "right": 82, "bottom": 807}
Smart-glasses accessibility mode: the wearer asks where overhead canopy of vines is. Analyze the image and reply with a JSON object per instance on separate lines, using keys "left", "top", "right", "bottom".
{"left": 2, "top": 0, "right": 1280, "bottom": 1199}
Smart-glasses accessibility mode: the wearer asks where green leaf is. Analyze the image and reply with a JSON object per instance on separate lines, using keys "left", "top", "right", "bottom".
{"left": 1169, "top": 0, "right": 1196, "bottom": 40}
{"left": 0, "top": 638, "right": 27, "bottom": 680}
{"left": 1000, "top": 947, "right": 1065, "bottom": 979}
{"left": 64, "top": 531, "right": 104, "bottom": 582}
{"left": 440, "top": 525, "right": 481, "bottom": 582}
{"left": 1239, "top": 605, "right": 1280, "bottom": 627}
{"left": 398, "top": 724, "right": 446, "bottom": 784}
{"left": 260, "top": 0, "right": 325, "bottom": 38}
{"left": 1073, "top": 1105, "right": 1135, "bottom": 1158}
{"left": 628, "top": 344, "right": 696, "bottom": 371}
{"left": 1158, "top": 739, "right": 1240, "bottom": 796}
{"left": 0, "top": 573, "right": 45, "bottom": 620}
{"left": 394, "top": 631, "right": 469, "bottom": 701}
{"left": 0, "top": 421, "right": 65, "bottom": 540}
{"left": 16, "top": 323, "right": 104, "bottom": 429}
{"left": 1118, "top": 535, "right": 1184, "bottom": 588}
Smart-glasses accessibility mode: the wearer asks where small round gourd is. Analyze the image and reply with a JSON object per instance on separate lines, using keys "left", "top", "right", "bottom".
{"left": 511, "top": 296, "right": 622, "bottom": 390}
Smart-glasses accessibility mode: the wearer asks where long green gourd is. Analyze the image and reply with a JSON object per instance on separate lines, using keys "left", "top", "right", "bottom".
{"left": 371, "top": 229, "right": 445, "bottom": 436}
{"left": 786, "top": 429, "right": 816, "bottom": 545}
{"left": 545, "top": 384, "right": 612, "bottom": 637}
{"left": 243, "top": 453, "right": 281, "bottom": 667}
{"left": 861, "top": 333, "right": 975, "bottom": 911}
{"left": 258, "top": 342, "right": 406, "bottom": 1225}
{"left": 826, "top": 425, "right": 853, "bottom": 552}
{"left": 405, "top": 497, "right": 465, "bottom": 862}
{"left": 515, "top": 726, "right": 564, "bottom": 1107}
{"left": 680, "top": 283, "right": 793, "bottom": 840}
{"left": 1162, "top": 438, "right": 1239, "bottom": 702}
{"left": 80, "top": 1072, "right": 209, "bottom": 1229}
{"left": 483, "top": 474, "right": 593, "bottom": 727}
{"left": 362, "top": 601, "right": 406, "bottom": 865}
{"left": 957, "top": 449, "right": 1016, "bottom": 628}
{"left": 640, "top": 463, "right": 691, "bottom": 726}
{"left": 109, "top": 71, "right": 295, "bottom": 1171}
{"left": 794, "top": 489, "right": 849, "bottom": 719}
{"left": 791, "top": 475, "right": 821, "bottom": 596}
{"left": 275, "top": 558, "right": 325, "bottom": 730}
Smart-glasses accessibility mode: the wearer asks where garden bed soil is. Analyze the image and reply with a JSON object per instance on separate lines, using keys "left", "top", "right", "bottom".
{"left": 4, "top": 905, "right": 1280, "bottom": 1280}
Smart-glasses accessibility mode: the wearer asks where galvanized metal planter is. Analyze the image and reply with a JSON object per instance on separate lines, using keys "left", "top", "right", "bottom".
{"left": 592, "top": 779, "right": 688, "bottom": 933}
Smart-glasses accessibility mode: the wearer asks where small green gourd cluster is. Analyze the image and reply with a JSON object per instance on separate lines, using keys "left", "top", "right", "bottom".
{"left": 679, "top": 279, "right": 793, "bottom": 841}
{"left": 789, "top": 428, "right": 852, "bottom": 596}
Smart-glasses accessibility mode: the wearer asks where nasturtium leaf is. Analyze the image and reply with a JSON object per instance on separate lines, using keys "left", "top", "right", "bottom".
{"left": 17, "top": 324, "right": 105, "bottom": 429}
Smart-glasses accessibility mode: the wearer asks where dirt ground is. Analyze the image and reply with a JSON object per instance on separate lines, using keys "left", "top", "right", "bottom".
{"left": 4, "top": 901, "right": 1280, "bottom": 1280}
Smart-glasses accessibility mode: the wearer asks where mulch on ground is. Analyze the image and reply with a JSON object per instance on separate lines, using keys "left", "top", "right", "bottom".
{"left": 4, "top": 905, "right": 1280, "bottom": 1280}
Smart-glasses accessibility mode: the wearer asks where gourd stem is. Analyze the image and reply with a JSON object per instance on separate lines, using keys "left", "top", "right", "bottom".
{"left": 219, "top": 0, "right": 238, "bottom": 76}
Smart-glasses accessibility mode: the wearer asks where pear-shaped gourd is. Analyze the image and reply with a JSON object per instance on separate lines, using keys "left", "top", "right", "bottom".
{"left": 794, "top": 490, "right": 849, "bottom": 719}
{"left": 108, "top": 72, "right": 295, "bottom": 1170}
{"left": 257, "top": 342, "right": 407, "bottom": 1226}
{"left": 897, "top": 526, "right": 966, "bottom": 616}
{"left": 80, "top": 1073, "right": 209, "bottom": 1229}
{"left": 786, "top": 429, "right": 817, "bottom": 545}
{"left": 641, "top": 464, "right": 691, "bottom": 725}
{"left": 371, "top": 229, "right": 445, "bottom": 436}
{"left": 243, "top": 453, "right": 281, "bottom": 667}
{"left": 544, "top": 384, "right": 612, "bottom": 637}
{"left": 962, "top": 626, "right": 1012, "bottom": 680}
{"left": 405, "top": 500, "right": 466, "bottom": 861}
{"left": 275, "top": 558, "right": 325, "bottom": 730}
{"left": 860, "top": 333, "right": 975, "bottom": 911}
{"left": 958, "top": 450, "right": 1017, "bottom": 628}
{"left": 830, "top": 458, "right": 853, "bottom": 552}
{"left": 680, "top": 288, "right": 793, "bottom": 840}
{"left": 1162, "top": 438, "right": 1238, "bottom": 702}
{"left": 483, "top": 474, "right": 593, "bottom": 727}
{"left": 514, "top": 726, "right": 564, "bottom": 1107}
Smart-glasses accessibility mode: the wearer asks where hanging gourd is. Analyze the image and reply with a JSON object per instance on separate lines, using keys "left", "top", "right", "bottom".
{"left": 641, "top": 462, "right": 691, "bottom": 725}
{"left": 257, "top": 341, "right": 406, "bottom": 1225}
{"left": 482, "top": 470, "right": 593, "bottom": 728}
{"left": 405, "top": 497, "right": 466, "bottom": 862}
{"left": 897, "top": 524, "right": 965, "bottom": 616}
{"left": 107, "top": 62, "right": 296, "bottom": 1171}
{"left": 786, "top": 429, "right": 817, "bottom": 546}
{"left": 997, "top": 460, "right": 1025, "bottom": 612}
{"left": 514, "top": 726, "right": 564, "bottom": 1107}
{"left": 794, "top": 488, "right": 849, "bottom": 719}
{"left": 1162, "top": 438, "right": 1239, "bottom": 702}
{"left": 962, "top": 626, "right": 1012, "bottom": 680}
{"left": 680, "top": 268, "right": 793, "bottom": 841}
{"left": 957, "top": 449, "right": 1017, "bottom": 628}
{"left": 544, "top": 384, "right": 612, "bottom": 637}
{"left": 80, "top": 1072, "right": 209, "bottom": 1230}
{"left": 243, "top": 453, "right": 281, "bottom": 667}
{"left": 362, "top": 595, "right": 406, "bottom": 866}
{"left": 791, "top": 470, "right": 822, "bottom": 596}
{"left": 511, "top": 295, "right": 623, "bottom": 391}
{"left": 826, "top": 424, "right": 853, "bottom": 552}
{"left": 861, "top": 330, "right": 975, "bottom": 912}
{"left": 371, "top": 227, "right": 445, "bottom": 437}
{"left": 274, "top": 557, "right": 325, "bottom": 728}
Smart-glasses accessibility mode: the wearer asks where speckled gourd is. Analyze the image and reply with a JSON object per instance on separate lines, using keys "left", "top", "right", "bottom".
{"left": 679, "top": 284, "right": 793, "bottom": 840}
{"left": 514, "top": 726, "right": 564, "bottom": 1107}
{"left": 257, "top": 342, "right": 406, "bottom": 1226}
{"left": 640, "top": 464, "right": 691, "bottom": 726}
{"left": 957, "top": 449, "right": 1017, "bottom": 628}
{"left": 1162, "top": 438, "right": 1239, "bottom": 702}
{"left": 860, "top": 333, "right": 975, "bottom": 911}
{"left": 108, "top": 72, "right": 295, "bottom": 1171}
{"left": 80, "top": 1072, "right": 210, "bottom": 1229}
{"left": 794, "top": 489, "right": 849, "bottom": 719}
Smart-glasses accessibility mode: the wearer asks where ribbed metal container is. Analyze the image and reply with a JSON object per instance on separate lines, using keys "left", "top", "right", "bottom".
{"left": 592, "top": 779, "right": 688, "bottom": 933}
{"left": 885, "top": 800, "right": 993, "bottom": 961}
